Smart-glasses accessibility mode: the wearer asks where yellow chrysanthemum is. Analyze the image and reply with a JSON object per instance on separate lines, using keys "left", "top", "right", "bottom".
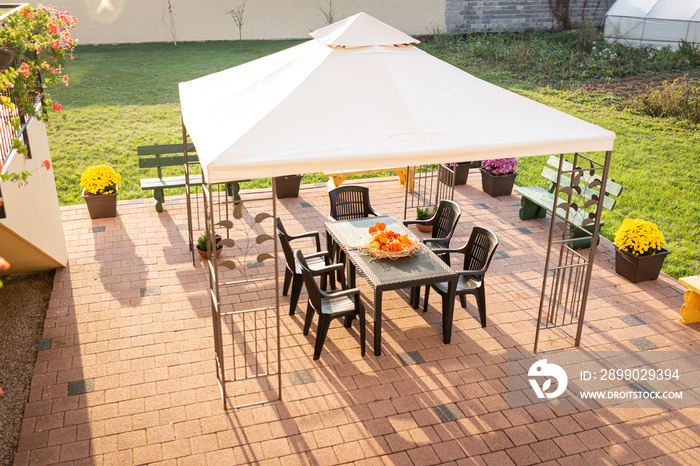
{"left": 614, "top": 218, "right": 665, "bottom": 256}
{"left": 80, "top": 165, "right": 121, "bottom": 195}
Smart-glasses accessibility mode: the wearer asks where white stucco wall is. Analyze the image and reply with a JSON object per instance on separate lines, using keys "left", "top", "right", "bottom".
{"left": 37, "top": 0, "right": 446, "bottom": 45}
{"left": 0, "top": 120, "right": 67, "bottom": 275}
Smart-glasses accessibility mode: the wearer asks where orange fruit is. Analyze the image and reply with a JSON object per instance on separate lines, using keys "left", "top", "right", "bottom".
{"left": 399, "top": 234, "right": 411, "bottom": 244}
{"left": 368, "top": 226, "right": 378, "bottom": 234}
{"left": 376, "top": 222, "right": 386, "bottom": 231}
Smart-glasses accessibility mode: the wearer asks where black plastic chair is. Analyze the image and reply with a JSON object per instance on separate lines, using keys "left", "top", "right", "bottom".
{"left": 403, "top": 200, "right": 462, "bottom": 260}
{"left": 328, "top": 185, "right": 380, "bottom": 221}
{"left": 276, "top": 217, "right": 338, "bottom": 316}
{"left": 328, "top": 185, "right": 381, "bottom": 279}
{"left": 295, "top": 249, "right": 366, "bottom": 360}
{"left": 423, "top": 226, "right": 499, "bottom": 327}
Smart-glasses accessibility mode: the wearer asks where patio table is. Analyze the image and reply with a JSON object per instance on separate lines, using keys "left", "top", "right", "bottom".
{"left": 326, "top": 216, "right": 458, "bottom": 356}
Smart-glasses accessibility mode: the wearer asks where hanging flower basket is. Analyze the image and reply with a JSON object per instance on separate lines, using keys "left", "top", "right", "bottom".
{"left": 0, "top": 47, "right": 15, "bottom": 70}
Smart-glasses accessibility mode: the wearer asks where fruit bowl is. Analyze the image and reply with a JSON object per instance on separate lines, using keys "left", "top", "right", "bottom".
{"left": 358, "top": 222, "right": 421, "bottom": 260}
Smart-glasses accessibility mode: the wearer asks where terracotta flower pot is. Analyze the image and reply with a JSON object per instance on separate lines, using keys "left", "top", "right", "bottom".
{"left": 615, "top": 247, "right": 669, "bottom": 283}
{"left": 416, "top": 223, "right": 433, "bottom": 233}
{"left": 480, "top": 169, "right": 517, "bottom": 197}
{"left": 82, "top": 187, "right": 118, "bottom": 219}
{"left": 197, "top": 246, "right": 223, "bottom": 259}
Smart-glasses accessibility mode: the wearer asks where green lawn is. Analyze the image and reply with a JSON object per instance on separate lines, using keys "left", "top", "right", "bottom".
{"left": 46, "top": 36, "right": 700, "bottom": 278}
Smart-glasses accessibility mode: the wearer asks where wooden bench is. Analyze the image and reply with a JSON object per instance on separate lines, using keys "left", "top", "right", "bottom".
{"left": 325, "top": 168, "right": 414, "bottom": 192}
{"left": 679, "top": 276, "right": 700, "bottom": 324}
{"left": 514, "top": 155, "right": 623, "bottom": 250}
{"left": 138, "top": 143, "right": 201, "bottom": 212}
{"left": 138, "top": 143, "right": 245, "bottom": 213}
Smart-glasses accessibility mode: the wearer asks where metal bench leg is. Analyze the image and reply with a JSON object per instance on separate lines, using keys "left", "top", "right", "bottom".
{"left": 154, "top": 188, "right": 164, "bottom": 213}
{"left": 569, "top": 223, "right": 602, "bottom": 250}
{"left": 226, "top": 182, "right": 242, "bottom": 204}
{"left": 518, "top": 197, "right": 546, "bottom": 220}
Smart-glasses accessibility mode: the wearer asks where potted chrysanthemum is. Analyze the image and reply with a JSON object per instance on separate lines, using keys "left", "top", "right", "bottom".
{"left": 480, "top": 158, "right": 518, "bottom": 197}
{"left": 613, "top": 218, "right": 669, "bottom": 283}
{"left": 80, "top": 165, "right": 121, "bottom": 219}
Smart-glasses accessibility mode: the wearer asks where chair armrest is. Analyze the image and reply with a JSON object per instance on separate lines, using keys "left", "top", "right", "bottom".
{"left": 322, "top": 287, "right": 360, "bottom": 299}
{"left": 431, "top": 246, "right": 462, "bottom": 256}
{"left": 311, "top": 262, "right": 345, "bottom": 276}
{"left": 305, "top": 250, "right": 331, "bottom": 260}
{"left": 423, "top": 238, "right": 450, "bottom": 247}
{"left": 457, "top": 270, "right": 486, "bottom": 278}
{"left": 403, "top": 218, "right": 432, "bottom": 227}
{"left": 287, "top": 230, "right": 321, "bottom": 250}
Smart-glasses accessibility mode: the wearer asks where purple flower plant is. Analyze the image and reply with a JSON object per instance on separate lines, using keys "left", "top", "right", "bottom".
{"left": 481, "top": 158, "right": 517, "bottom": 176}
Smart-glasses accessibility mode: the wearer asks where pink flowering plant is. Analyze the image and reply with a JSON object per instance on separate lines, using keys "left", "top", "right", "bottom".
{"left": 481, "top": 158, "right": 518, "bottom": 176}
{"left": 0, "top": 5, "right": 77, "bottom": 156}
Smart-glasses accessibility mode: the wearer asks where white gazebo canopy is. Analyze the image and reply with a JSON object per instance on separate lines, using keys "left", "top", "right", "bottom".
{"left": 179, "top": 12, "right": 615, "bottom": 185}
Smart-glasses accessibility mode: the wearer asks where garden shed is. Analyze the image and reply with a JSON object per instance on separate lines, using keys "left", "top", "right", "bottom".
{"left": 604, "top": 0, "right": 700, "bottom": 49}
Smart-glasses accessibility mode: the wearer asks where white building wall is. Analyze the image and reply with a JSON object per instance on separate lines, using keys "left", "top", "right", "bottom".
{"left": 36, "top": 0, "right": 447, "bottom": 44}
{"left": 0, "top": 120, "right": 67, "bottom": 275}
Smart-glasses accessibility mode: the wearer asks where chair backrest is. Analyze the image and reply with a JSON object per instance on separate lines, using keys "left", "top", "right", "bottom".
{"left": 275, "top": 217, "right": 296, "bottom": 269}
{"left": 461, "top": 226, "right": 499, "bottom": 274}
{"left": 329, "top": 185, "right": 376, "bottom": 221}
{"left": 431, "top": 200, "right": 462, "bottom": 240}
{"left": 294, "top": 249, "right": 323, "bottom": 309}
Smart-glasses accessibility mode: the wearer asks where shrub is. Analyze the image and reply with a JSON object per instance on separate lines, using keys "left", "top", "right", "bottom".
{"left": 634, "top": 76, "right": 700, "bottom": 123}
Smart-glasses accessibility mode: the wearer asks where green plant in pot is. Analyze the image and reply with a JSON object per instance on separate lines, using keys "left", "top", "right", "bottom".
{"left": 415, "top": 205, "right": 436, "bottom": 232}
{"left": 79, "top": 165, "right": 121, "bottom": 219}
{"left": 613, "top": 218, "right": 669, "bottom": 283}
{"left": 197, "top": 230, "right": 223, "bottom": 258}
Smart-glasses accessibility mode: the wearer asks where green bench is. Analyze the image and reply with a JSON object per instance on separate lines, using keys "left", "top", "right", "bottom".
{"left": 137, "top": 143, "right": 243, "bottom": 212}
{"left": 514, "top": 155, "right": 623, "bottom": 249}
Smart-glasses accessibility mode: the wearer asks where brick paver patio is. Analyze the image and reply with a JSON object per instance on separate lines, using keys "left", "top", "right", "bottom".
{"left": 13, "top": 172, "right": 700, "bottom": 465}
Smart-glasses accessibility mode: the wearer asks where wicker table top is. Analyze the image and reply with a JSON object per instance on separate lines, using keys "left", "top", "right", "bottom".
{"left": 325, "top": 215, "right": 408, "bottom": 251}
{"left": 326, "top": 216, "right": 456, "bottom": 292}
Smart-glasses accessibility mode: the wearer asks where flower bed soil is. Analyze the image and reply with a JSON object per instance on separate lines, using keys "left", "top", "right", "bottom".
{"left": 582, "top": 71, "right": 700, "bottom": 101}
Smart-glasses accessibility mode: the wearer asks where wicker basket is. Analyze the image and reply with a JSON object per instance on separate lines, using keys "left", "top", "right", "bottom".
{"left": 358, "top": 234, "right": 421, "bottom": 260}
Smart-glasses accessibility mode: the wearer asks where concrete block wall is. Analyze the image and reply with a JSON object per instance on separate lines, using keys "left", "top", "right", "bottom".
{"left": 446, "top": 0, "right": 614, "bottom": 34}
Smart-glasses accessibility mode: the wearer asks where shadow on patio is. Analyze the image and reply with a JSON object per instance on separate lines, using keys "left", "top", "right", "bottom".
{"left": 14, "top": 172, "right": 700, "bottom": 465}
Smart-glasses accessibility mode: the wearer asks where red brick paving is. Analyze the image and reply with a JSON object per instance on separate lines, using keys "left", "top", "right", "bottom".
{"left": 13, "top": 174, "right": 698, "bottom": 465}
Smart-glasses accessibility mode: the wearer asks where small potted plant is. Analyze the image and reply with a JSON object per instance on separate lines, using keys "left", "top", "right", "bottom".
{"left": 480, "top": 158, "right": 518, "bottom": 197}
{"left": 80, "top": 165, "right": 121, "bottom": 219}
{"left": 415, "top": 205, "right": 436, "bottom": 232}
{"left": 613, "top": 218, "right": 669, "bottom": 283}
{"left": 196, "top": 231, "right": 223, "bottom": 258}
